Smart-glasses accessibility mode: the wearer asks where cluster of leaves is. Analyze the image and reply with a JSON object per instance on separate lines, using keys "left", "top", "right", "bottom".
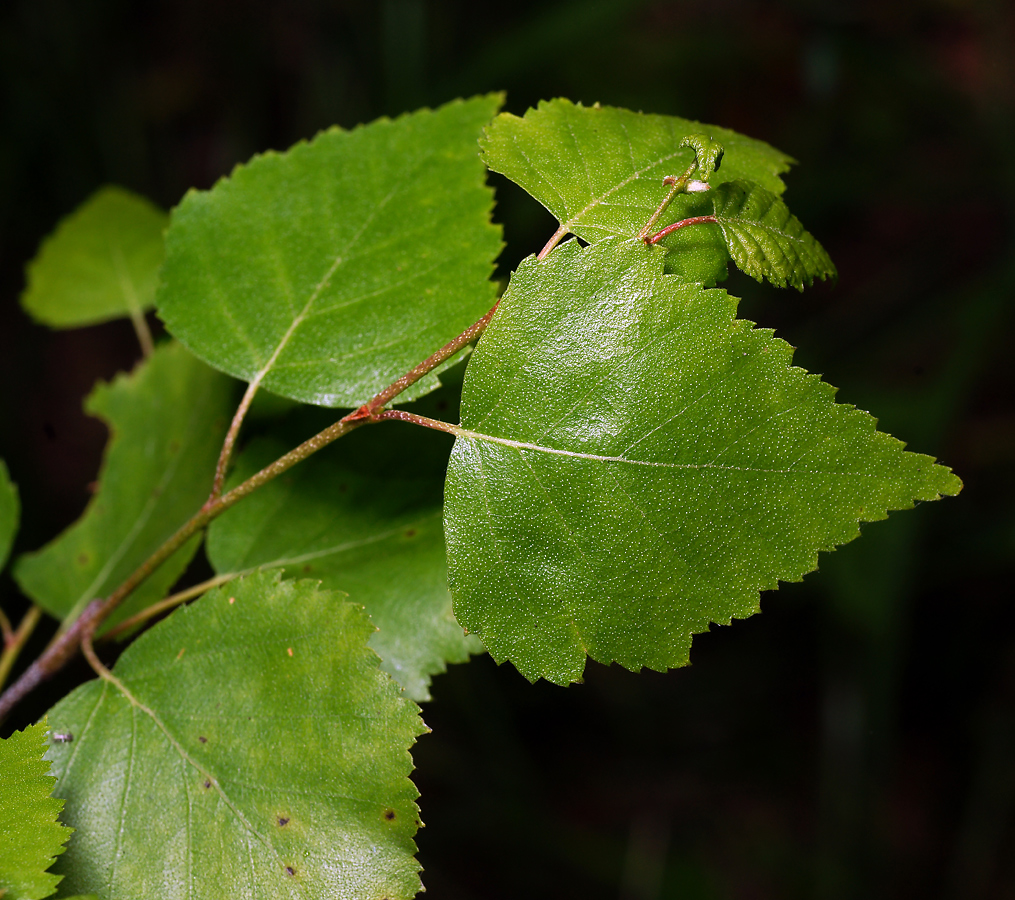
{"left": 0, "top": 96, "right": 959, "bottom": 898}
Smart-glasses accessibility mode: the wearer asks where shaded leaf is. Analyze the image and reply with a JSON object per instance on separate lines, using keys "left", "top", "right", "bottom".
{"left": 45, "top": 571, "right": 426, "bottom": 900}
{"left": 0, "top": 720, "right": 73, "bottom": 900}
{"left": 479, "top": 98, "right": 792, "bottom": 248}
{"left": 711, "top": 180, "right": 836, "bottom": 290}
{"left": 0, "top": 460, "right": 18, "bottom": 572}
{"left": 21, "top": 186, "right": 167, "bottom": 328}
{"left": 158, "top": 95, "right": 503, "bottom": 408}
{"left": 207, "top": 422, "right": 481, "bottom": 702}
{"left": 444, "top": 239, "right": 961, "bottom": 685}
{"left": 14, "top": 343, "right": 234, "bottom": 630}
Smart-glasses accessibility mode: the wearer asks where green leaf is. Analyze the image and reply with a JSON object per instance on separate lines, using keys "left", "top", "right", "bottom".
{"left": 207, "top": 426, "right": 481, "bottom": 702}
{"left": 479, "top": 98, "right": 793, "bottom": 246}
{"left": 0, "top": 460, "right": 18, "bottom": 572}
{"left": 444, "top": 238, "right": 961, "bottom": 685}
{"left": 44, "top": 571, "right": 426, "bottom": 899}
{"left": 0, "top": 720, "right": 73, "bottom": 900}
{"left": 710, "top": 180, "right": 836, "bottom": 290}
{"left": 14, "top": 343, "right": 234, "bottom": 630}
{"left": 21, "top": 186, "right": 167, "bottom": 329}
{"left": 158, "top": 95, "right": 503, "bottom": 408}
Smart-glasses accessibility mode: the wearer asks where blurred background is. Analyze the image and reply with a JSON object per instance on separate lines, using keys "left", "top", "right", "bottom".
{"left": 1, "top": 1, "right": 1013, "bottom": 897}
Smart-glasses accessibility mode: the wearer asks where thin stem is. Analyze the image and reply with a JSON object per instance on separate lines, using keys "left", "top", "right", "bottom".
{"left": 374, "top": 409, "right": 462, "bottom": 436}
{"left": 0, "top": 606, "right": 43, "bottom": 692}
{"left": 345, "top": 302, "right": 499, "bottom": 422}
{"left": 210, "top": 380, "right": 261, "bottom": 500}
{"left": 0, "top": 607, "right": 12, "bottom": 647}
{"left": 101, "top": 573, "right": 241, "bottom": 643}
{"left": 644, "top": 215, "right": 717, "bottom": 246}
{"left": 636, "top": 160, "right": 700, "bottom": 241}
{"left": 129, "top": 308, "right": 155, "bottom": 359}
{"left": 537, "top": 224, "right": 570, "bottom": 261}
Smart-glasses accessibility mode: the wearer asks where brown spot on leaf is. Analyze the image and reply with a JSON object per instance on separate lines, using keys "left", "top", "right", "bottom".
{"left": 176, "top": 648, "right": 186, "bottom": 660}
{"left": 203, "top": 780, "right": 211, "bottom": 789}
{"left": 286, "top": 866, "right": 295, "bottom": 876}
{"left": 228, "top": 597, "right": 235, "bottom": 605}
{"left": 287, "top": 647, "right": 293, "bottom": 657}
{"left": 404, "top": 529, "right": 416, "bottom": 538}
{"left": 77, "top": 553, "right": 89, "bottom": 566}
{"left": 198, "top": 736, "right": 207, "bottom": 744}
{"left": 302, "top": 565, "right": 312, "bottom": 573}
{"left": 384, "top": 809, "right": 396, "bottom": 821}
{"left": 278, "top": 816, "right": 290, "bottom": 827}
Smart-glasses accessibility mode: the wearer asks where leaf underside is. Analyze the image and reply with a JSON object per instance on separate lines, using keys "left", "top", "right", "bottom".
{"left": 158, "top": 95, "right": 504, "bottom": 408}
{"left": 45, "top": 571, "right": 426, "bottom": 900}
{"left": 0, "top": 720, "right": 73, "bottom": 900}
{"left": 0, "top": 459, "right": 18, "bottom": 572}
{"left": 14, "top": 342, "right": 235, "bottom": 630}
{"left": 479, "top": 98, "right": 794, "bottom": 281}
{"left": 207, "top": 428, "right": 481, "bottom": 702}
{"left": 444, "top": 239, "right": 961, "bottom": 685}
{"left": 21, "top": 186, "right": 167, "bottom": 328}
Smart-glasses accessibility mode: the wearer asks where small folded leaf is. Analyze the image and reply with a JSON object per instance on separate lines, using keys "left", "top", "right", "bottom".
{"left": 15, "top": 343, "right": 234, "bottom": 629}
{"left": 444, "top": 238, "right": 960, "bottom": 685}
{"left": 207, "top": 425, "right": 481, "bottom": 702}
{"left": 45, "top": 571, "right": 426, "bottom": 900}
{"left": 0, "top": 459, "right": 18, "bottom": 571}
{"left": 479, "top": 98, "right": 793, "bottom": 246}
{"left": 711, "top": 180, "right": 836, "bottom": 290}
{"left": 158, "top": 95, "right": 503, "bottom": 408}
{"left": 0, "top": 720, "right": 74, "bottom": 900}
{"left": 21, "top": 186, "right": 167, "bottom": 328}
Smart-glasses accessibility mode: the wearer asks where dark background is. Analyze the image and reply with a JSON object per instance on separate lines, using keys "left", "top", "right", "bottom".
{"left": 1, "top": 1, "right": 1013, "bottom": 898}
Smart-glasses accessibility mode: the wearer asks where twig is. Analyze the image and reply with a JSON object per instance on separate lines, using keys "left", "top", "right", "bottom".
{"left": 643, "top": 215, "right": 717, "bottom": 246}
{"left": 0, "top": 606, "right": 43, "bottom": 692}
{"left": 210, "top": 380, "right": 260, "bottom": 500}
{"left": 537, "top": 224, "right": 570, "bottom": 261}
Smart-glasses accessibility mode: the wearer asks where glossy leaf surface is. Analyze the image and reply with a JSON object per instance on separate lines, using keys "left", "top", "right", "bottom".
{"left": 21, "top": 186, "right": 167, "bottom": 328}
{"left": 14, "top": 343, "right": 234, "bottom": 629}
{"left": 444, "top": 239, "right": 961, "bottom": 685}
{"left": 710, "top": 180, "right": 836, "bottom": 290}
{"left": 0, "top": 460, "right": 18, "bottom": 572}
{"left": 0, "top": 721, "right": 72, "bottom": 900}
{"left": 207, "top": 424, "right": 480, "bottom": 702}
{"left": 158, "top": 96, "right": 503, "bottom": 408}
{"left": 479, "top": 98, "right": 793, "bottom": 248}
{"left": 44, "top": 572, "right": 425, "bottom": 900}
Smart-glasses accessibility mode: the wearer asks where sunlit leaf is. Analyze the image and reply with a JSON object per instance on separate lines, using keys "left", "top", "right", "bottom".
{"left": 45, "top": 572, "right": 426, "bottom": 900}
{"left": 479, "top": 98, "right": 792, "bottom": 259}
{"left": 158, "top": 95, "right": 503, "bottom": 408}
{"left": 444, "top": 238, "right": 961, "bottom": 685}
{"left": 207, "top": 420, "right": 481, "bottom": 702}
{"left": 21, "top": 186, "right": 167, "bottom": 329}
{"left": 0, "top": 720, "right": 73, "bottom": 900}
{"left": 14, "top": 343, "right": 234, "bottom": 630}
{"left": 0, "top": 460, "right": 18, "bottom": 572}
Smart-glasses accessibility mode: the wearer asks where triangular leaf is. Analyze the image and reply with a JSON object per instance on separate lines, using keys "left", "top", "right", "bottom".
{"left": 0, "top": 720, "right": 73, "bottom": 900}
{"left": 444, "top": 239, "right": 960, "bottom": 685}
{"left": 21, "top": 186, "right": 167, "bottom": 329}
{"left": 158, "top": 95, "right": 503, "bottom": 408}
{"left": 0, "top": 460, "right": 18, "bottom": 572}
{"left": 479, "top": 98, "right": 793, "bottom": 248}
{"left": 14, "top": 343, "right": 234, "bottom": 630}
{"left": 207, "top": 424, "right": 481, "bottom": 702}
{"left": 710, "top": 180, "right": 836, "bottom": 290}
{"left": 44, "top": 571, "right": 426, "bottom": 899}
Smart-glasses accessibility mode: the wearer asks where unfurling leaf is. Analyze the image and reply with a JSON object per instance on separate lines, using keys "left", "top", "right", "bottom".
{"left": 21, "top": 186, "right": 167, "bottom": 329}
{"left": 711, "top": 180, "right": 836, "bottom": 290}
{"left": 479, "top": 98, "right": 793, "bottom": 246}
{"left": 158, "top": 95, "right": 503, "bottom": 408}
{"left": 444, "top": 239, "right": 960, "bottom": 685}
{"left": 0, "top": 460, "right": 18, "bottom": 572}
{"left": 0, "top": 720, "right": 73, "bottom": 900}
{"left": 14, "top": 342, "right": 234, "bottom": 630}
{"left": 44, "top": 572, "right": 425, "bottom": 900}
{"left": 207, "top": 427, "right": 481, "bottom": 702}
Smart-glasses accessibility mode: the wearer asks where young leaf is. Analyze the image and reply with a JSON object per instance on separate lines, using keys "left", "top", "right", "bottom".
{"left": 14, "top": 342, "right": 234, "bottom": 630}
{"left": 21, "top": 186, "right": 167, "bottom": 329}
{"left": 44, "top": 571, "right": 426, "bottom": 900}
{"left": 0, "top": 720, "right": 73, "bottom": 900}
{"left": 479, "top": 98, "right": 793, "bottom": 246}
{"left": 158, "top": 95, "right": 503, "bottom": 408}
{"left": 444, "top": 239, "right": 961, "bottom": 685}
{"left": 206, "top": 429, "right": 481, "bottom": 702}
{"left": 0, "top": 459, "right": 18, "bottom": 572}
{"left": 710, "top": 180, "right": 836, "bottom": 290}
